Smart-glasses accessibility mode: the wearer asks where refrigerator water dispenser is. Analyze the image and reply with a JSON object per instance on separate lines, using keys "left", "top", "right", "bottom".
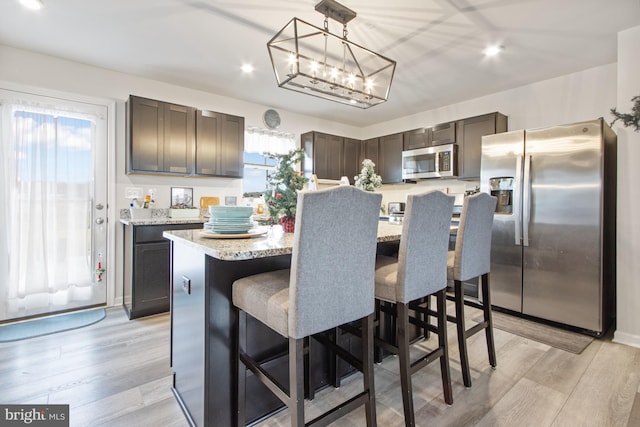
{"left": 489, "top": 177, "right": 513, "bottom": 214}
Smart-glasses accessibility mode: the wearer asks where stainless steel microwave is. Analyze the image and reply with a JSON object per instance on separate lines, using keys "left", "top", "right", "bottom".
{"left": 402, "top": 143, "right": 458, "bottom": 180}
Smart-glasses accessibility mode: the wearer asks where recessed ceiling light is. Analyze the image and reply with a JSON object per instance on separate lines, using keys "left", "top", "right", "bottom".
{"left": 483, "top": 45, "right": 504, "bottom": 57}
{"left": 241, "top": 64, "right": 254, "bottom": 74}
{"left": 19, "top": 0, "right": 44, "bottom": 10}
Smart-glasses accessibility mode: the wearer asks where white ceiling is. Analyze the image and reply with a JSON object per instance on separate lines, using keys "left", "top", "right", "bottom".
{"left": 1, "top": 0, "right": 639, "bottom": 127}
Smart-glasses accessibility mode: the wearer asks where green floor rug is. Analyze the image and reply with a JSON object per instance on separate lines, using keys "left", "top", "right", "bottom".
{"left": 0, "top": 308, "right": 106, "bottom": 342}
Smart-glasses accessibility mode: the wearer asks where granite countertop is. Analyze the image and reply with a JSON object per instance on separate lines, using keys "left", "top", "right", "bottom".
{"left": 120, "top": 217, "right": 206, "bottom": 226}
{"left": 163, "top": 221, "right": 407, "bottom": 262}
{"left": 119, "top": 207, "right": 207, "bottom": 226}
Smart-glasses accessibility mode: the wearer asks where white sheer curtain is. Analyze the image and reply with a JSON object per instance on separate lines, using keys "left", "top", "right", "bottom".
{"left": 0, "top": 98, "right": 95, "bottom": 320}
{"left": 245, "top": 126, "right": 296, "bottom": 154}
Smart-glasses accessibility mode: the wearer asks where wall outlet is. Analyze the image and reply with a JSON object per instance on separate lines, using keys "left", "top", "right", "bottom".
{"left": 125, "top": 187, "right": 143, "bottom": 199}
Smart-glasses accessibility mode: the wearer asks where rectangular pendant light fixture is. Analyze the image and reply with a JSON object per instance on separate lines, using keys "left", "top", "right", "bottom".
{"left": 267, "top": 0, "right": 396, "bottom": 109}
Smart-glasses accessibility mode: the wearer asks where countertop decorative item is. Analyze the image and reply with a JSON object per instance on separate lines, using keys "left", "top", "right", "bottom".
{"left": 171, "top": 187, "right": 193, "bottom": 208}
{"left": 199, "top": 196, "right": 220, "bottom": 208}
{"left": 354, "top": 158, "right": 382, "bottom": 192}
{"left": 129, "top": 206, "right": 153, "bottom": 220}
{"left": 610, "top": 95, "right": 640, "bottom": 131}
{"left": 263, "top": 149, "right": 308, "bottom": 233}
{"left": 169, "top": 207, "right": 200, "bottom": 219}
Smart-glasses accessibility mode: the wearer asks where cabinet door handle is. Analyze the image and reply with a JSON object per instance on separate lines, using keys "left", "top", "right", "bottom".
{"left": 182, "top": 276, "right": 191, "bottom": 295}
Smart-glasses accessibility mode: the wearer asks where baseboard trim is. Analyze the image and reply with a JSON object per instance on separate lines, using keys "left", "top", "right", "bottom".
{"left": 613, "top": 330, "right": 640, "bottom": 349}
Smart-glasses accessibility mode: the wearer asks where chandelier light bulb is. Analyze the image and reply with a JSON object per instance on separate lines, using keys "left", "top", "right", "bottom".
{"left": 309, "top": 60, "right": 320, "bottom": 84}
{"left": 287, "top": 53, "right": 298, "bottom": 77}
{"left": 331, "top": 67, "right": 340, "bottom": 84}
{"left": 365, "top": 78, "right": 374, "bottom": 90}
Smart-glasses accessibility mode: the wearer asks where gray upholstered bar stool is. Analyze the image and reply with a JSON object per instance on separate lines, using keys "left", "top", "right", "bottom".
{"left": 374, "top": 190, "right": 455, "bottom": 427}
{"left": 232, "top": 186, "right": 382, "bottom": 427}
{"left": 446, "top": 192, "right": 498, "bottom": 388}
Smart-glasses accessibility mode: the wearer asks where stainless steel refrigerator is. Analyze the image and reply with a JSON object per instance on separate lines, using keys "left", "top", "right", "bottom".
{"left": 480, "top": 118, "right": 616, "bottom": 335}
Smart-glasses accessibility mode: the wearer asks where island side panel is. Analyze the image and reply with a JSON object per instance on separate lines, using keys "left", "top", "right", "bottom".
{"left": 206, "top": 254, "right": 293, "bottom": 426}
{"left": 171, "top": 241, "right": 206, "bottom": 426}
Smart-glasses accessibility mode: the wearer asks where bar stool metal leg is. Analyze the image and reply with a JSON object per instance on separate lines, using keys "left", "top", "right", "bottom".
{"left": 290, "top": 337, "right": 305, "bottom": 427}
{"left": 397, "top": 303, "right": 415, "bottom": 427}
{"left": 236, "top": 310, "right": 247, "bottom": 427}
{"left": 436, "top": 289, "right": 453, "bottom": 403}
{"left": 362, "top": 314, "right": 377, "bottom": 427}
{"left": 454, "top": 279, "right": 472, "bottom": 388}
{"left": 481, "top": 273, "right": 497, "bottom": 368}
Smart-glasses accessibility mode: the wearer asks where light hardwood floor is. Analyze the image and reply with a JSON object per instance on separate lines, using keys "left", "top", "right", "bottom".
{"left": 1, "top": 306, "right": 639, "bottom": 427}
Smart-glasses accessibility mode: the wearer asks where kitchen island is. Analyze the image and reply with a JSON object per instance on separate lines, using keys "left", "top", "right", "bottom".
{"left": 164, "top": 221, "right": 456, "bottom": 427}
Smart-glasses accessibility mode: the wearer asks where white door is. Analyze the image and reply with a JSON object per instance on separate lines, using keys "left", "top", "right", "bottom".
{"left": 0, "top": 89, "right": 108, "bottom": 322}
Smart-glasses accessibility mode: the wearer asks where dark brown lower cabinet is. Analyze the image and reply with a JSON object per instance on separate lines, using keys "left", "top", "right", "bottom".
{"left": 123, "top": 222, "right": 203, "bottom": 319}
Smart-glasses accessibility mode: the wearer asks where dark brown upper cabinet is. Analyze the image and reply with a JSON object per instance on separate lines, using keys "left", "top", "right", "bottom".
{"left": 196, "top": 110, "right": 244, "bottom": 178}
{"left": 362, "top": 138, "right": 380, "bottom": 167}
{"left": 379, "top": 133, "right": 404, "bottom": 184}
{"left": 301, "top": 110, "right": 506, "bottom": 184}
{"left": 431, "top": 121, "right": 456, "bottom": 146}
{"left": 343, "top": 138, "right": 361, "bottom": 183}
{"left": 302, "top": 131, "right": 344, "bottom": 181}
{"left": 403, "top": 128, "right": 431, "bottom": 150}
{"left": 127, "top": 95, "right": 195, "bottom": 175}
{"left": 456, "top": 112, "right": 507, "bottom": 179}
{"left": 127, "top": 95, "right": 244, "bottom": 178}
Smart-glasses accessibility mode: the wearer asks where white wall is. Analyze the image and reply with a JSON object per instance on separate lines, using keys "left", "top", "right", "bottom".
{"left": 362, "top": 64, "right": 617, "bottom": 139}
{"left": 0, "top": 44, "right": 362, "bottom": 307}
{"left": 613, "top": 25, "right": 640, "bottom": 348}
{"left": 2, "top": 41, "right": 637, "bottom": 347}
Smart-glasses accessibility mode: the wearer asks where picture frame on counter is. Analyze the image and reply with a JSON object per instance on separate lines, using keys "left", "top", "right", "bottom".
{"left": 171, "top": 187, "right": 193, "bottom": 207}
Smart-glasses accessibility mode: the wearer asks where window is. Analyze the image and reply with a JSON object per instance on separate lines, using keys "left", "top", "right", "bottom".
{"left": 243, "top": 152, "right": 276, "bottom": 196}
{"left": 242, "top": 127, "right": 296, "bottom": 197}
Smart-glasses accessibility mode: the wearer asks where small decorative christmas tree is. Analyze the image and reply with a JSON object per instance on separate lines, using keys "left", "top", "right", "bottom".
{"left": 354, "top": 159, "right": 382, "bottom": 192}
{"left": 263, "top": 149, "right": 308, "bottom": 231}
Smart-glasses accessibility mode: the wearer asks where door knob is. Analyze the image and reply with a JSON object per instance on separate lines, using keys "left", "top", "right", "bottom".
{"left": 95, "top": 217, "right": 105, "bottom": 225}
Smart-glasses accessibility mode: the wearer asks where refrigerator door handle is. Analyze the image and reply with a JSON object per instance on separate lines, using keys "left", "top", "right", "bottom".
{"left": 514, "top": 155, "right": 523, "bottom": 246}
{"left": 522, "top": 154, "right": 532, "bottom": 247}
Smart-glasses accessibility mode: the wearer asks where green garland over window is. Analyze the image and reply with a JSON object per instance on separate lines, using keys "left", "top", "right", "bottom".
{"left": 611, "top": 95, "right": 640, "bottom": 132}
